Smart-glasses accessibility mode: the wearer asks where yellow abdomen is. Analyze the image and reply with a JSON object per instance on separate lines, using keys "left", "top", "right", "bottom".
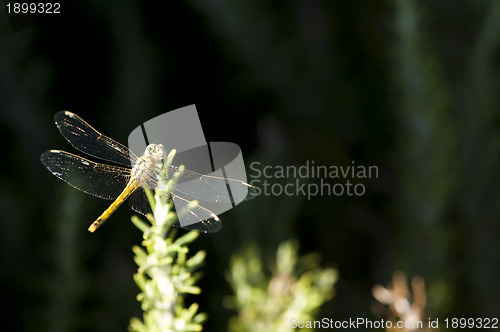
{"left": 88, "top": 180, "right": 140, "bottom": 233}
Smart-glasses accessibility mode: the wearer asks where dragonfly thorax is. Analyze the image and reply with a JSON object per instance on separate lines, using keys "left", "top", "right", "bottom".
{"left": 130, "top": 144, "right": 165, "bottom": 185}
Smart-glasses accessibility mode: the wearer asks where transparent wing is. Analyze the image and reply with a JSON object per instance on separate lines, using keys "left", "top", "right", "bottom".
{"left": 172, "top": 217, "right": 222, "bottom": 233}
{"left": 128, "top": 188, "right": 222, "bottom": 232}
{"left": 129, "top": 188, "right": 153, "bottom": 216}
{"left": 170, "top": 192, "right": 222, "bottom": 233}
{"left": 165, "top": 165, "right": 259, "bottom": 203}
{"left": 128, "top": 188, "right": 221, "bottom": 232}
{"left": 41, "top": 150, "right": 131, "bottom": 200}
{"left": 55, "top": 111, "right": 138, "bottom": 167}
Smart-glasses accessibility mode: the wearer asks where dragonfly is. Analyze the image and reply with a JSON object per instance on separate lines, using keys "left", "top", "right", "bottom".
{"left": 41, "top": 111, "right": 257, "bottom": 233}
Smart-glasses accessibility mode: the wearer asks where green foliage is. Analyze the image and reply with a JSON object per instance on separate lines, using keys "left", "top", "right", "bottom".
{"left": 393, "top": 0, "right": 458, "bottom": 315}
{"left": 45, "top": 188, "right": 86, "bottom": 332}
{"left": 225, "top": 240, "right": 337, "bottom": 332}
{"left": 393, "top": 0, "right": 500, "bottom": 316}
{"left": 129, "top": 150, "right": 207, "bottom": 332}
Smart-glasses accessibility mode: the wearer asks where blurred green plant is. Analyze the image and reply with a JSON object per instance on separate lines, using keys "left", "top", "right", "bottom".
{"left": 373, "top": 271, "right": 434, "bottom": 332}
{"left": 225, "top": 240, "right": 337, "bottom": 332}
{"left": 45, "top": 187, "right": 85, "bottom": 332}
{"left": 393, "top": 0, "right": 457, "bottom": 315}
{"left": 128, "top": 149, "right": 207, "bottom": 332}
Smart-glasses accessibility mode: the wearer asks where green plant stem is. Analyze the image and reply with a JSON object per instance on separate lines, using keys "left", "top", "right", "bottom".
{"left": 129, "top": 149, "right": 207, "bottom": 332}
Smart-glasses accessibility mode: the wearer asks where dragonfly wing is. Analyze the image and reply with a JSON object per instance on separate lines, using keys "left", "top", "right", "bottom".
{"left": 165, "top": 165, "right": 258, "bottom": 203}
{"left": 129, "top": 188, "right": 222, "bottom": 232}
{"left": 170, "top": 193, "right": 222, "bottom": 233}
{"left": 55, "top": 111, "right": 137, "bottom": 167}
{"left": 128, "top": 188, "right": 153, "bottom": 216}
{"left": 41, "top": 150, "right": 131, "bottom": 200}
{"left": 172, "top": 216, "right": 222, "bottom": 233}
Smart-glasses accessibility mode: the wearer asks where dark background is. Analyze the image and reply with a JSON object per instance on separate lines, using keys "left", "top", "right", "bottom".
{"left": 1, "top": 1, "right": 500, "bottom": 331}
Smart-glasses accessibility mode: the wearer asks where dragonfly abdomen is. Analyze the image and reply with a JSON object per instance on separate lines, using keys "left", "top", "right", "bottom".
{"left": 88, "top": 145, "right": 164, "bottom": 232}
{"left": 87, "top": 179, "right": 140, "bottom": 232}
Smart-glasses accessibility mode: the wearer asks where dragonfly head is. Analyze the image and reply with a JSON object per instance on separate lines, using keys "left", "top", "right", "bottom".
{"left": 144, "top": 144, "right": 165, "bottom": 161}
